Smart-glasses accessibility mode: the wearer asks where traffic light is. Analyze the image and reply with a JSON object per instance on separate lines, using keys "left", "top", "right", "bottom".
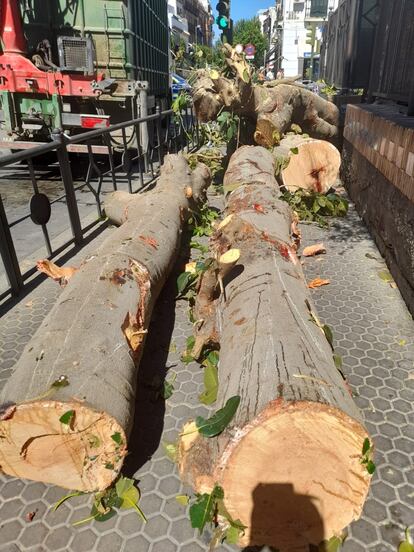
{"left": 306, "top": 25, "right": 316, "bottom": 47}
{"left": 216, "top": 1, "right": 230, "bottom": 31}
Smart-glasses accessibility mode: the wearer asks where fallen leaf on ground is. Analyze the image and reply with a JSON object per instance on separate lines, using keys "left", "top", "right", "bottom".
{"left": 139, "top": 235, "right": 158, "bottom": 249}
{"left": 398, "top": 339, "right": 406, "bottom": 346}
{"left": 25, "top": 511, "right": 37, "bottom": 522}
{"left": 308, "top": 278, "right": 330, "bottom": 289}
{"left": 36, "top": 260, "right": 78, "bottom": 286}
{"left": 25, "top": 300, "right": 34, "bottom": 308}
{"left": 302, "top": 243, "right": 326, "bottom": 257}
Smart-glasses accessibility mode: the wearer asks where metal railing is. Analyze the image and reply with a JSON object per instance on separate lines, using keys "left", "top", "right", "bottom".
{"left": 0, "top": 105, "right": 201, "bottom": 302}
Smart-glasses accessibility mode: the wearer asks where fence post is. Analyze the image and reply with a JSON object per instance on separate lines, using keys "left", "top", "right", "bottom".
{"left": 137, "top": 81, "right": 150, "bottom": 172}
{"left": 51, "top": 129, "right": 83, "bottom": 246}
{"left": 0, "top": 195, "right": 23, "bottom": 296}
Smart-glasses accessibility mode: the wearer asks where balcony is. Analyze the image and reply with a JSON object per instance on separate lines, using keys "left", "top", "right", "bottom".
{"left": 305, "top": 0, "right": 329, "bottom": 18}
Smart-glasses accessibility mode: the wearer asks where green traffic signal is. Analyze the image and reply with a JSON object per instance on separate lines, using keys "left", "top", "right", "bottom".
{"left": 216, "top": 15, "right": 229, "bottom": 29}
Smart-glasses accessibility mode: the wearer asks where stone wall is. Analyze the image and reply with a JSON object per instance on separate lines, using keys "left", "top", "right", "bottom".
{"left": 341, "top": 140, "right": 414, "bottom": 316}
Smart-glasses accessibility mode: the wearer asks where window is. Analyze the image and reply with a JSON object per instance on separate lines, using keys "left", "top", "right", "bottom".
{"left": 309, "top": 0, "right": 329, "bottom": 17}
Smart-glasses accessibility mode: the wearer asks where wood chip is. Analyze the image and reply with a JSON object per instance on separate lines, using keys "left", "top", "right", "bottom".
{"left": 302, "top": 243, "right": 326, "bottom": 257}
{"left": 308, "top": 278, "right": 330, "bottom": 289}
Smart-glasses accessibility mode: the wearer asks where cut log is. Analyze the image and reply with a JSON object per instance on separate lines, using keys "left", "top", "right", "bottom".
{"left": 273, "top": 134, "right": 341, "bottom": 193}
{"left": 192, "top": 45, "right": 339, "bottom": 147}
{"left": 0, "top": 155, "right": 211, "bottom": 492}
{"left": 178, "top": 146, "right": 371, "bottom": 550}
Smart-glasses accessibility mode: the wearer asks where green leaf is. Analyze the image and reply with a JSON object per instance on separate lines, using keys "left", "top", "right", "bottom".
{"left": 195, "top": 396, "right": 240, "bottom": 437}
{"left": 378, "top": 269, "right": 394, "bottom": 283}
{"left": 104, "top": 462, "right": 114, "bottom": 470}
{"left": 225, "top": 525, "right": 241, "bottom": 544}
{"left": 53, "top": 491, "right": 84, "bottom": 511}
{"left": 59, "top": 410, "right": 75, "bottom": 426}
{"left": 227, "top": 126, "right": 234, "bottom": 141}
{"left": 186, "top": 335, "right": 195, "bottom": 349}
{"left": 199, "top": 365, "right": 219, "bottom": 405}
{"left": 189, "top": 485, "right": 224, "bottom": 532}
{"left": 362, "top": 438, "right": 371, "bottom": 456}
{"left": 366, "top": 460, "right": 376, "bottom": 475}
{"left": 177, "top": 272, "right": 192, "bottom": 295}
{"left": 163, "top": 441, "right": 178, "bottom": 462}
{"left": 399, "top": 529, "right": 414, "bottom": 552}
{"left": 111, "top": 432, "right": 123, "bottom": 446}
{"left": 51, "top": 375, "right": 70, "bottom": 388}
{"left": 181, "top": 353, "right": 195, "bottom": 365}
{"left": 163, "top": 379, "right": 175, "bottom": 400}
{"left": 175, "top": 494, "right": 190, "bottom": 506}
{"left": 223, "top": 181, "right": 242, "bottom": 195}
{"left": 333, "top": 354, "right": 342, "bottom": 369}
{"left": 323, "top": 325, "right": 334, "bottom": 350}
{"left": 203, "top": 351, "right": 219, "bottom": 369}
{"left": 115, "top": 477, "right": 147, "bottom": 522}
{"left": 290, "top": 147, "right": 299, "bottom": 155}
{"left": 319, "top": 534, "right": 346, "bottom": 552}
{"left": 242, "top": 68, "right": 250, "bottom": 83}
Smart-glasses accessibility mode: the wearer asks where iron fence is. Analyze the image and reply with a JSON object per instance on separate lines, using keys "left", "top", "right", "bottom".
{"left": 368, "top": 0, "right": 414, "bottom": 109}
{"left": 0, "top": 105, "right": 201, "bottom": 302}
{"left": 320, "top": 0, "right": 379, "bottom": 90}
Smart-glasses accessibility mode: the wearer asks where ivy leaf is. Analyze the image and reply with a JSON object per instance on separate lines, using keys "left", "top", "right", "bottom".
{"left": 111, "top": 432, "right": 123, "bottom": 445}
{"left": 195, "top": 396, "right": 240, "bottom": 437}
{"left": 290, "top": 147, "right": 299, "bottom": 155}
{"left": 189, "top": 485, "right": 224, "bottom": 532}
{"left": 59, "top": 410, "right": 75, "bottom": 426}
{"left": 175, "top": 494, "right": 190, "bottom": 506}
{"left": 163, "top": 441, "right": 178, "bottom": 462}
{"left": 199, "top": 365, "right": 219, "bottom": 405}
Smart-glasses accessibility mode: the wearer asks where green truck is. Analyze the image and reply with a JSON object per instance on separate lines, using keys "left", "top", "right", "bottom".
{"left": 0, "top": 0, "right": 170, "bottom": 144}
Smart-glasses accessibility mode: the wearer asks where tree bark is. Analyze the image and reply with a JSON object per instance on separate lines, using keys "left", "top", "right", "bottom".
{"left": 192, "top": 45, "right": 339, "bottom": 147}
{"left": 0, "top": 155, "right": 210, "bottom": 492}
{"left": 273, "top": 134, "right": 341, "bottom": 193}
{"left": 178, "top": 146, "right": 371, "bottom": 551}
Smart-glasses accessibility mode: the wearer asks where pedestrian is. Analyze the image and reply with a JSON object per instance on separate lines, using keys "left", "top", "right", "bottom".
{"left": 266, "top": 67, "right": 274, "bottom": 80}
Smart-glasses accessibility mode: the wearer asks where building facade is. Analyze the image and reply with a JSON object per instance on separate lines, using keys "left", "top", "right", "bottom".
{"left": 168, "top": 0, "right": 212, "bottom": 48}
{"left": 257, "top": 4, "right": 283, "bottom": 71}
{"left": 271, "top": 0, "right": 339, "bottom": 78}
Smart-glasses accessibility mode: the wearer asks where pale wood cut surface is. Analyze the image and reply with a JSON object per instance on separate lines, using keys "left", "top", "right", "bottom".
{"left": 0, "top": 155, "right": 210, "bottom": 491}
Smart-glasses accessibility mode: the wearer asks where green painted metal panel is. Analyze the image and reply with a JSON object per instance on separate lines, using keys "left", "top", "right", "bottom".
{"left": 19, "top": 0, "right": 169, "bottom": 96}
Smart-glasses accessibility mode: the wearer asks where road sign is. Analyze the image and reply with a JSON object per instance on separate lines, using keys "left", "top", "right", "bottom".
{"left": 244, "top": 43, "right": 256, "bottom": 57}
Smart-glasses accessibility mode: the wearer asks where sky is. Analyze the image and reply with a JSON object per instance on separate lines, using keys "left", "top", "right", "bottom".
{"left": 231, "top": 0, "right": 274, "bottom": 22}
{"left": 212, "top": 0, "right": 272, "bottom": 42}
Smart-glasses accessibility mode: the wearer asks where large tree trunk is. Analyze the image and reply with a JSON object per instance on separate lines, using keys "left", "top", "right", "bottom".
{"left": 0, "top": 155, "right": 210, "bottom": 492}
{"left": 179, "top": 146, "right": 371, "bottom": 551}
{"left": 192, "top": 45, "right": 339, "bottom": 147}
{"left": 273, "top": 134, "right": 341, "bottom": 193}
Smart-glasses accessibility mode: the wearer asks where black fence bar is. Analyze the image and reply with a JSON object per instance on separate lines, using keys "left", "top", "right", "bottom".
{"left": 0, "top": 196, "right": 24, "bottom": 296}
{"left": 0, "top": 104, "right": 200, "bottom": 302}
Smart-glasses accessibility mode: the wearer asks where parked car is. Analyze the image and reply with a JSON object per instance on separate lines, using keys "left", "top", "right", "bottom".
{"left": 171, "top": 73, "right": 192, "bottom": 102}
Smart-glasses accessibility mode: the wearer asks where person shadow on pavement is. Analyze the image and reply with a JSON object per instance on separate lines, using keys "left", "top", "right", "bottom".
{"left": 242, "top": 483, "right": 325, "bottom": 552}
